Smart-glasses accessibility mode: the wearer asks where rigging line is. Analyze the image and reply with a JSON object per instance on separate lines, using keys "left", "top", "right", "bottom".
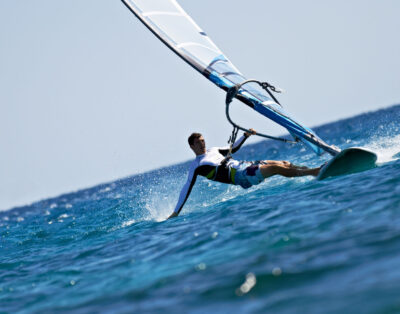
{"left": 225, "top": 80, "right": 298, "bottom": 144}
{"left": 226, "top": 79, "right": 341, "bottom": 156}
{"left": 226, "top": 126, "right": 240, "bottom": 157}
{"left": 228, "top": 79, "right": 322, "bottom": 136}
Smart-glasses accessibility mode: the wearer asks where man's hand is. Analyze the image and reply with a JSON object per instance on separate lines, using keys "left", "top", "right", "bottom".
{"left": 167, "top": 212, "right": 178, "bottom": 219}
{"left": 244, "top": 128, "right": 257, "bottom": 138}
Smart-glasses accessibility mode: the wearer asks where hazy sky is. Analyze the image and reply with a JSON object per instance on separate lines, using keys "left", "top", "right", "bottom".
{"left": 1, "top": 0, "right": 400, "bottom": 210}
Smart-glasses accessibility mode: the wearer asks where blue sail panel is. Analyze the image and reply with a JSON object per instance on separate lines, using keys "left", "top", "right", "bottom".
{"left": 208, "top": 65, "right": 325, "bottom": 155}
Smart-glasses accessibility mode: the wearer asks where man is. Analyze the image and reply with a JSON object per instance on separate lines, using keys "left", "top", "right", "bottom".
{"left": 167, "top": 130, "right": 321, "bottom": 219}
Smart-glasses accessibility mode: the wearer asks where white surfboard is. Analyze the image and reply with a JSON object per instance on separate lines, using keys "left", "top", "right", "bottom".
{"left": 317, "top": 147, "right": 377, "bottom": 180}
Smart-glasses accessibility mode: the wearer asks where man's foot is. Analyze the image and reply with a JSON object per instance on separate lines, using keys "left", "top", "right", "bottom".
{"left": 310, "top": 167, "right": 321, "bottom": 176}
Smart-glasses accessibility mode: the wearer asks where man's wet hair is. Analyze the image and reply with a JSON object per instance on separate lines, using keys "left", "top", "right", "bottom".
{"left": 188, "top": 132, "right": 202, "bottom": 146}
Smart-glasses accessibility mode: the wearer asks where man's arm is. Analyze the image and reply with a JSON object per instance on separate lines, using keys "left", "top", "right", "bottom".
{"left": 167, "top": 167, "right": 198, "bottom": 219}
{"left": 218, "top": 129, "right": 256, "bottom": 156}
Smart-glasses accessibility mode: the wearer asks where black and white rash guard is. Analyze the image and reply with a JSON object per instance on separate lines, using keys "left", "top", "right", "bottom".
{"left": 173, "top": 135, "right": 248, "bottom": 214}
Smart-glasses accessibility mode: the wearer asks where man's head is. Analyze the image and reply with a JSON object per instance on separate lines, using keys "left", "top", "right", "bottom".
{"left": 188, "top": 132, "right": 206, "bottom": 156}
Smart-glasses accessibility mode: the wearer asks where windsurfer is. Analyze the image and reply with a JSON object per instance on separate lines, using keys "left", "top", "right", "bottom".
{"left": 167, "top": 130, "right": 321, "bottom": 219}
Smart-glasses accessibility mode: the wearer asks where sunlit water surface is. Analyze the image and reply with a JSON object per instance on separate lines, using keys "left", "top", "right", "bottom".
{"left": 1, "top": 105, "right": 400, "bottom": 313}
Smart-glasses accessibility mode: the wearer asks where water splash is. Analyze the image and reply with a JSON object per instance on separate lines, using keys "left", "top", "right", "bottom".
{"left": 365, "top": 134, "right": 400, "bottom": 163}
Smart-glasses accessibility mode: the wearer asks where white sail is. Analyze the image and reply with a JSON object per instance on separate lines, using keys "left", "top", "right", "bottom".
{"left": 122, "top": 0, "right": 340, "bottom": 156}
{"left": 122, "top": 0, "right": 240, "bottom": 75}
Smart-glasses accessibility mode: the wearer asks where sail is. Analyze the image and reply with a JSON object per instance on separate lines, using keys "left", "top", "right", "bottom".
{"left": 122, "top": 0, "right": 339, "bottom": 156}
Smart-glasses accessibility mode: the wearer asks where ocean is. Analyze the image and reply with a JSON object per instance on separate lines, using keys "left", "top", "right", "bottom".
{"left": 1, "top": 105, "right": 400, "bottom": 313}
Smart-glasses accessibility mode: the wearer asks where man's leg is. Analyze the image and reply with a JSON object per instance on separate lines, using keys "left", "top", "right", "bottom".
{"left": 259, "top": 160, "right": 320, "bottom": 178}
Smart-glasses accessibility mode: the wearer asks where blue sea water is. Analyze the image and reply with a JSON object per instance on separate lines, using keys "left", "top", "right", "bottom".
{"left": 1, "top": 105, "right": 400, "bottom": 313}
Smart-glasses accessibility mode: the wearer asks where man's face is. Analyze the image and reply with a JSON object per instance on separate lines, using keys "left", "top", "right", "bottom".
{"left": 190, "top": 136, "right": 206, "bottom": 155}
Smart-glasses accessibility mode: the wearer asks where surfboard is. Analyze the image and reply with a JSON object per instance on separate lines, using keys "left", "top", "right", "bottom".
{"left": 317, "top": 147, "right": 377, "bottom": 180}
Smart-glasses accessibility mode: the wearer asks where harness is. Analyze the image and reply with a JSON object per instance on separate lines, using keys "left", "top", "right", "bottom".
{"left": 204, "top": 157, "right": 233, "bottom": 184}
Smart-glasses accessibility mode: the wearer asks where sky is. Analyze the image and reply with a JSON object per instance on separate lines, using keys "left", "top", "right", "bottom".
{"left": 1, "top": 0, "right": 400, "bottom": 210}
